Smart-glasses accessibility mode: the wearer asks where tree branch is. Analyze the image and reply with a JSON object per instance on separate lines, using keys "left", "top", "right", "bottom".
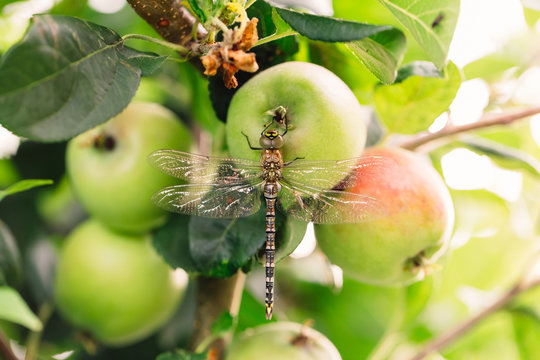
{"left": 0, "top": 329, "right": 18, "bottom": 360}
{"left": 409, "top": 264, "right": 540, "bottom": 360}
{"left": 398, "top": 106, "right": 540, "bottom": 150}
{"left": 126, "top": 0, "right": 209, "bottom": 71}
{"left": 188, "top": 272, "right": 246, "bottom": 359}
{"left": 24, "top": 303, "right": 54, "bottom": 360}
{"left": 126, "top": 0, "right": 207, "bottom": 46}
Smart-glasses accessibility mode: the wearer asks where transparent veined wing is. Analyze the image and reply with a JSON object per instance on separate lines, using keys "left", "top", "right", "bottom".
{"left": 282, "top": 155, "right": 389, "bottom": 191}
{"left": 278, "top": 178, "right": 386, "bottom": 224}
{"left": 149, "top": 149, "right": 262, "bottom": 185}
{"left": 152, "top": 180, "right": 263, "bottom": 218}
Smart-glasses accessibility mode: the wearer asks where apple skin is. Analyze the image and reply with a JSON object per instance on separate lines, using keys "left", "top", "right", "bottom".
{"left": 315, "top": 147, "right": 454, "bottom": 286}
{"left": 225, "top": 322, "right": 342, "bottom": 360}
{"left": 66, "top": 102, "right": 191, "bottom": 234}
{"left": 226, "top": 62, "right": 367, "bottom": 164}
{"left": 55, "top": 219, "right": 187, "bottom": 346}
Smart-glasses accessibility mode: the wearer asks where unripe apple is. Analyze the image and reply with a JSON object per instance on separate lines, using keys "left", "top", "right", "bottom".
{"left": 66, "top": 102, "right": 191, "bottom": 234}
{"left": 225, "top": 322, "right": 341, "bottom": 360}
{"left": 226, "top": 62, "right": 367, "bottom": 164}
{"left": 55, "top": 219, "right": 187, "bottom": 346}
{"left": 315, "top": 147, "right": 454, "bottom": 285}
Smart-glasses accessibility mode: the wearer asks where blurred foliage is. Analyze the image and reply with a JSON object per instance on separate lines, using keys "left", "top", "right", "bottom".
{"left": 1, "top": 0, "right": 540, "bottom": 360}
{"left": 374, "top": 61, "right": 462, "bottom": 134}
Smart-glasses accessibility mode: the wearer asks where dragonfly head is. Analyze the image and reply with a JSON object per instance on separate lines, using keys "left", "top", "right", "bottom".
{"left": 260, "top": 130, "right": 284, "bottom": 149}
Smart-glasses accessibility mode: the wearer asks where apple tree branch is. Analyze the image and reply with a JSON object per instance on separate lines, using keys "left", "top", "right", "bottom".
{"left": 398, "top": 105, "right": 540, "bottom": 150}
{"left": 409, "top": 256, "right": 540, "bottom": 360}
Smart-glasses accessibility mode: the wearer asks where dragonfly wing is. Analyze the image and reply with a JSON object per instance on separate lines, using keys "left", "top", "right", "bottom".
{"left": 153, "top": 181, "right": 263, "bottom": 218}
{"left": 279, "top": 178, "right": 386, "bottom": 224}
{"left": 282, "top": 155, "right": 389, "bottom": 190}
{"left": 149, "top": 149, "right": 261, "bottom": 184}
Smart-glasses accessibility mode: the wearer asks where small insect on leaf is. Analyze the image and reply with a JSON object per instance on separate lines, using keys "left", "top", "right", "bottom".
{"left": 431, "top": 13, "right": 444, "bottom": 28}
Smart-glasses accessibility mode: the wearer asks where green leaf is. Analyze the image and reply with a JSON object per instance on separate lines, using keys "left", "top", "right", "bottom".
{"left": 346, "top": 28, "right": 406, "bottom": 84}
{"left": 212, "top": 311, "right": 234, "bottom": 334}
{"left": 378, "top": 0, "right": 460, "bottom": 68}
{"left": 511, "top": 307, "right": 540, "bottom": 358}
{"left": 0, "top": 286, "right": 42, "bottom": 331}
{"left": 274, "top": 7, "right": 406, "bottom": 83}
{"left": 0, "top": 220, "right": 22, "bottom": 286}
{"left": 463, "top": 30, "right": 540, "bottom": 81}
{"left": 402, "top": 278, "right": 433, "bottom": 326}
{"left": 0, "top": 0, "right": 24, "bottom": 12}
{"left": 0, "top": 15, "right": 166, "bottom": 142}
{"left": 0, "top": 179, "right": 52, "bottom": 202}
{"left": 266, "top": 0, "right": 333, "bottom": 15}
{"left": 254, "top": 7, "right": 298, "bottom": 46}
{"left": 189, "top": 207, "right": 267, "bottom": 277}
{"left": 152, "top": 215, "right": 199, "bottom": 273}
{"left": 156, "top": 350, "right": 208, "bottom": 360}
{"left": 460, "top": 136, "right": 540, "bottom": 178}
{"left": 394, "top": 61, "right": 441, "bottom": 83}
{"left": 373, "top": 61, "right": 461, "bottom": 134}
{"left": 154, "top": 204, "right": 305, "bottom": 277}
{"left": 212, "top": 0, "right": 227, "bottom": 17}
{"left": 275, "top": 7, "right": 394, "bottom": 42}
{"left": 188, "top": 0, "right": 211, "bottom": 23}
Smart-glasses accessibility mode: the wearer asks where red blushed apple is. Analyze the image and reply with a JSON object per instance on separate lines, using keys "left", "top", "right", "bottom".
{"left": 315, "top": 147, "right": 454, "bottom": 286}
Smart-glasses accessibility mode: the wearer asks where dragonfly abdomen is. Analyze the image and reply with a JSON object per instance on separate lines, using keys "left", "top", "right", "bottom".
{"left": 263, "top": 181, "right": 280, "bottom": 320}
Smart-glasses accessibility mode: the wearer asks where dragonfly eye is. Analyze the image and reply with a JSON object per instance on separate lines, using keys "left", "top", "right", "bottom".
{"left": 259, "top": 135, "right": 273, "bottom": 149}
{"left": 271, "top": 135, "right": 284, "bottom": 148}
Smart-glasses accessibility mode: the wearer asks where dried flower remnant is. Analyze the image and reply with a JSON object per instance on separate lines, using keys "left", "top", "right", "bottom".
{"left": 200, "top": 18, "right": 260, "bottom": 88}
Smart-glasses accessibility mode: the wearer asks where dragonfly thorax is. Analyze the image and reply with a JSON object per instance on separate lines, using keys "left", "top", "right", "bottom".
{"left": 261, "top": 149, "right": 283, "bottom": 182}
{"left": 260, "top": 130, "right": 284, "bottom": 149}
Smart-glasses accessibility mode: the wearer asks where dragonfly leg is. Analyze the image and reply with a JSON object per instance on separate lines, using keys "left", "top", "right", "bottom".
{"left": 283, "top": 156, "right": 305, "bottom": 166}
{"left": 241, "top": 131, "right": 263, "bottom": 150}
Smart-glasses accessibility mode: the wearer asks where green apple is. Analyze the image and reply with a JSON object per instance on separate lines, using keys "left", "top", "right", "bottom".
{"left": 66, "top": 101, "right": 191, "bottom": 234}
{"left": 226, "top": 61, "right": 367, "bottom": 164}
{"left": 315, "top": 147, "right": 454, "bottom": 285}
{"left": 55, "top": 219, "right": 187, "bottom": 346}
{"left": 225, "top": 322, "right": 342, "bottom": 360}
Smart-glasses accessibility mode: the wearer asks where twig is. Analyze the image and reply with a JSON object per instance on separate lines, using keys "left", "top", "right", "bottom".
{"left": 188, "top": 272, "right": 246, "bottom": 360}
{"left": 126, "top": 0, "right": 207, "bottom": 46}
{"left": 399, "top": 106, "right": 540, "bottom": 150}
{"left": 24, "top": 303, "right": 53, "bottom": 360}
{"left": 409, "top": 265, "right": 540, "bottom": 360}
{"left": 122, "top": 33, "right": 190, "bottom": 55}
{"left": 0, "top": 329, "right": 18, "bottom": 360}
{"left": 126, "top": 0, "right": 208, "bottom": 71}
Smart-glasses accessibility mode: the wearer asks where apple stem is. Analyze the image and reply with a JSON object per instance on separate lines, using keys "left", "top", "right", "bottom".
{"left": 188, "top": 272, "right": 246, "bottom": 358}
{"left": 92, "top": 134, "right": 116, "bottom": 151}
{"left": 409, "top": 254, "right": 540, "bottom": 360}
{"left": 397, "top": 105, "right": 540, "bottom": 151}
{"left": 264, "top": 106, "right": 291, "bottom": 132}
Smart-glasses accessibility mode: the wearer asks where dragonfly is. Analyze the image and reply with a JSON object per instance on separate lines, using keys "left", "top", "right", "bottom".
{"left": 149, "top": 122, "right": 386, "bottom": 320}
